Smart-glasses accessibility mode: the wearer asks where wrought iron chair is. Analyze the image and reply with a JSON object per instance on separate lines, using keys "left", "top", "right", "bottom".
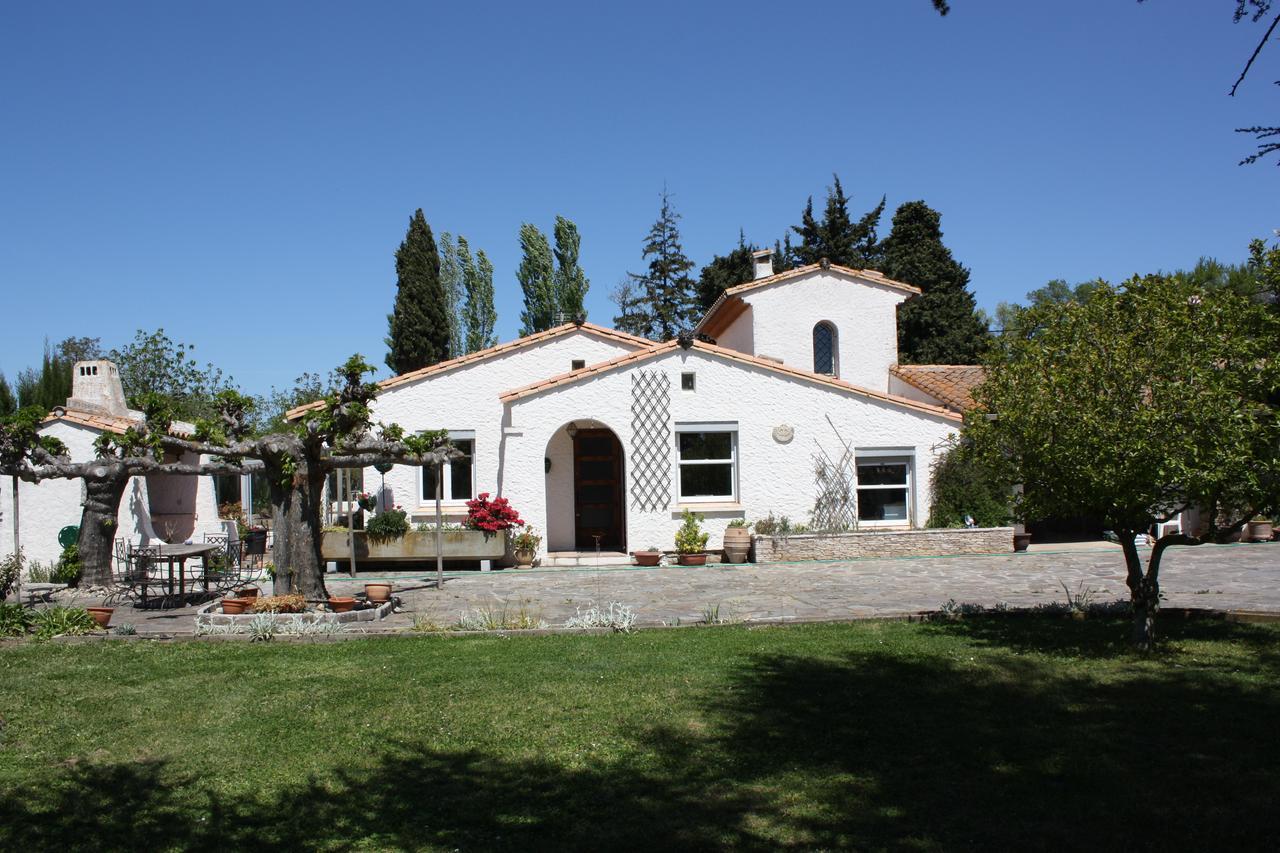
{"left": 112, "top": 544, "right": 166, "bottom": 607}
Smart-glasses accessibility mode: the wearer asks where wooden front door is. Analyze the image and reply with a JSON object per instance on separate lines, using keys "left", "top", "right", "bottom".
{"left": 573, "top": 429, "right": 625, "bottom": 550}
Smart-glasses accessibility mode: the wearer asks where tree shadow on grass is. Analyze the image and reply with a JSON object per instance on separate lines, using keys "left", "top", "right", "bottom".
{"left": 3, "top": 622, "right": 1278, "bottom": 851}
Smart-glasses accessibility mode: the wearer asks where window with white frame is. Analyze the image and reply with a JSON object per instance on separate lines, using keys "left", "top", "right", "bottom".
{"left": 856, "top": 454, "right": 911, "bottom": 524}
{"left": 420, "top": 431, "right": 475, "bottom": 502}
{"left": 675, "top": 423, "right": 737, "bottom": 501}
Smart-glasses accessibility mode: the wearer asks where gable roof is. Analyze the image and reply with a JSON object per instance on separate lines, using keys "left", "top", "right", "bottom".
{"left": 696, "top": 262, "right": 922, "bottom": 338}
{"left": 285, "top": 322, "right": 655, "bottom": 420}
{"left": 888, "top": 365, "right": 986, "bottom": 413}
{"left": 499, "top": 340, "right": 962, "bottom": 422}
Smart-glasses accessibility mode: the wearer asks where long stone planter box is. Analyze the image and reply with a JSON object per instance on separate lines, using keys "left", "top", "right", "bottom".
{"left": 321, "top": 529, "right": 506, "bottom": 562}
{"left": 194, "top": 596, "right": 396, "bottom": 629}
{"left": 751, "top": 527, "right": 1016, "bottom": 563}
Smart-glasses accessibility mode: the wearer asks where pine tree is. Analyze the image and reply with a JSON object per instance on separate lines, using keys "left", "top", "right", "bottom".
{"left": 882, "top": 200, "right": 989, "bottom": 364}
{"left": 695, "top": 230, "right": 754, "bottom": 313}
{"left": 385, "top": 209, "right": 449, "bottom": 374}
{"left": 0, "top": 372, "right": 15, "bottom": 415}
{"left": 517, "top": 224, "right": 556, "bottom": 335}
{"left": 553, "top": 216, "right": 589, "bottom": 322}
{"left": 790, "top": 175, "right": 885, "bottom": 268}
{"left": 438, "top": 232, "right": 466, "bottom": 358}
{"left": 626, "top": 190, "right": 697, "bottom": 340}
{"left": 461, "top": 237, "right": 498, "bottom": 352}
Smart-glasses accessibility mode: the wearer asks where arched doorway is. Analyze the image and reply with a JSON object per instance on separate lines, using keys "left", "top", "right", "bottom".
{"left": 571, "top": 427, "right": 625, "bottom": 550}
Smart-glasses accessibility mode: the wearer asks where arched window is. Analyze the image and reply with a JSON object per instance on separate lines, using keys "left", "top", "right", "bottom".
{"left": 813, "top": 322, "right": 837, "bottom": 376}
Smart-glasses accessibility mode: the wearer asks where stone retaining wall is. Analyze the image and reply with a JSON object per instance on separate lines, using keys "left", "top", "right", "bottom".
{"left": 751, "top": 527, "right": 1014, "bottom": 562}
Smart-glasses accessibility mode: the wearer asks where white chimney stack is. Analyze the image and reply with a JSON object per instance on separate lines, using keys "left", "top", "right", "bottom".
{"left": 66, "top": 360, "right": 130, "bottom": 417}
{"left": 752, "top": 248, "right": 774, "bottom": 280}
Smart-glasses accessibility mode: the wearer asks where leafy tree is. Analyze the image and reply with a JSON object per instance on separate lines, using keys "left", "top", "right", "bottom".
{"left": 257, "top": 371, "right": 333, "bottom": 434}
{"left": 968, "top": 274, "right": 1280, "bottom": 649}
{"left": 884, "top": 201, "right": 989, "bottom": 364}
{"left": 553, "top": 216, "right": 590, "bottom": 322}
{"left": 789, "top": 175, "right": 885, "bottom": 269}
{"left": 695, "top": 231, "right": 754, "bottom": 314}
{"left": 385, "top": 208, "right": 449, "bottom": 375}
{"left": 994, "top": 279, "right": 1102, "bottom": 334}
{"left": 927, "top": 438, "right": 1013, "bottom": 528}
{"left": 461, "top": 237, "right": 497, "bottom": 352}
{"left": 107, "top": 329, "right": 233, "bottom": 421}
{"left": 437, "top": 232, "right": 466, "bottom": 359}
{"left": 55, "top": 336, "right": 102, "bottom": 365}
{"left": 626, "top": 190, "right": 698, "bottom": 340}
{"left": 609, "top": 277, "right": 650, "bottom": 338}
{"left": 0, "top": 374, "right": 15, "bottom": 416}
{"left": 517, "top": 223, "right": 556, "bottom": 335}
{"left": 1247, "top": 235, "right": 1280, "bottom": 305}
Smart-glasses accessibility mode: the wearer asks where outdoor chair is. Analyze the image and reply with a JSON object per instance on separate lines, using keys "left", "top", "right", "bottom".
{"left": 117, "top": 544, "right": 167, "bottom": 607}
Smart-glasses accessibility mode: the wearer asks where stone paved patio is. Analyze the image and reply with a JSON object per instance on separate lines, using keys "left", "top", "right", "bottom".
{"left": 76, "top": 541, "right": 1279, "bottom": 634}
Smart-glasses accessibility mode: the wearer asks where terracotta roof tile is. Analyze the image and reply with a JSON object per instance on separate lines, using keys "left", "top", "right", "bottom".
{"left": 500, "top": 340, "right": 962, "bottom": 422}
{"left": 889, "top": 365, "right": 986, "bottom": 413}
{"left": 41, "top": 409, "right": 196, "bottom": 437}
{"left": 285, "top": 322, "right": 655, "bottom": 420}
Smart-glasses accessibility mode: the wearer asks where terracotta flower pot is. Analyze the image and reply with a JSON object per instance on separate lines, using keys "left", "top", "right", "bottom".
{"left": 677, "top": 553, "right": 708, "bottom": 566}
{"left": 1013, "top": 533, "right": 1032, "bottom": 552}
{"left": 221, "top": 597, "right": 252, "bottom": 615}
{"left": 86, "top": 607, "right": 113, "bottom": 628}
{"left": 239, "top": 586, "right": 260, "bottom": 599}
{"left": 1247, "top": 520, "right": 1273, "bottom": 542}
{"left": 722, "top": 526, "right": 752, "bottom": 563}
{"left": 328, "top": 596, "right": 355, "bottom": 613}
{"left": 514, "top": 549, "right": 536, "bottom": 568}
{"left": 364, "top": 582, "right": 393, "bottom": 603}
{"left": 632, "top": 551, "right": 662, "bottom": 567}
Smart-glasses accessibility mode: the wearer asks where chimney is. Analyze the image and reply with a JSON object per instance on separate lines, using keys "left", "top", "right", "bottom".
{"left": 66, "top": 360, "right": 130, "bottom": 417}
{"left": 752, "top": 248, "right": 774, "bottom": 280}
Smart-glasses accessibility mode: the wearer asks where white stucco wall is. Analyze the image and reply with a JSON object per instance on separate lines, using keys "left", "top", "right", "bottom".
{"left": 888, "top": 374, "right": 947, "bottom": 408}
{"left": 361, "top": 329, "right": 646, "bottom": 528}
{"left": 503, "top": 346, "right": 960, "bottom": 558}
{"left": 716, "top": 271, "right": 909, "bottom": 392}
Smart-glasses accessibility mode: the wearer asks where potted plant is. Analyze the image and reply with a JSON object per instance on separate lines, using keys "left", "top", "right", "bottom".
{"left": 511, "top": 526, "right": 541, "bottom": 568}
{"left": 364, "top": 582, "right": 393, "bottom": 603}
{"left": 632, "top": 546, "right": 662, "bottom": 567}
{"left": 86, "top": 606, "right": 114, "bottom": 628}
{"left": 366, "top": 507, "right": 410, "bottom": 543}
{"left": 327, "top": 596, "right": 356, "bottom": 613}
{"left": 244, "top": 525, "right": 268, "bottom": 556}
{"left": 1247, "top": 517, "right": 1273, "bottom": 542}
{"left": 675, "top": 509, "right": 710, "bottom": 566}
{"left": 356, "top": 491, "right": 379, "bottom": 513}
{"left": 238, "top": 585, "right": 261, "bottom": 599}
{"left": 723, "top": 519, "right": 752, "bottom": 563}
{"left": 221, "top": 596, "right": 253, "bottom": 614}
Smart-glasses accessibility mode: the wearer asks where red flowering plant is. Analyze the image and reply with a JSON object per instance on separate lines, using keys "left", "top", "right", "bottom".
{"left": 464, "top": 492, "right": 524, "bottom": 535}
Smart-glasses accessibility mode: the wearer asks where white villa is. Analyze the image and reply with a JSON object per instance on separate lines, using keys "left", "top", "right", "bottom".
{"left": 292, "top": 252, "right": 985, "bottom": 562}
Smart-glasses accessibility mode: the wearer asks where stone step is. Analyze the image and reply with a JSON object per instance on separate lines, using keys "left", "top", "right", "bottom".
{"left": 542, "top": 551, "right": 633, "bottom": 568}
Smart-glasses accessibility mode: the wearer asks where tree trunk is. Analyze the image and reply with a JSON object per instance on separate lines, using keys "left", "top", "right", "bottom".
{"left": 77, "top": 469, "right": 129, "bottom": 587}
{"left": 1119, "top": 529, "right": 1183, "bottom": 652}
{"left": 266, "top": 452, "right": 329, "bottom": 601}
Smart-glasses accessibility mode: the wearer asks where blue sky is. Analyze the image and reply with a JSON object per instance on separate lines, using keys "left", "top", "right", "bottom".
{"left": 1, "top": 1, "right": 1275, "bottom": 396}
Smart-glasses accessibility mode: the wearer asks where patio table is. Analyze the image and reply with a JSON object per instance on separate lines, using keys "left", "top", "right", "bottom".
{"left": 153, "top": 543, "right": 222, "bottom": 603}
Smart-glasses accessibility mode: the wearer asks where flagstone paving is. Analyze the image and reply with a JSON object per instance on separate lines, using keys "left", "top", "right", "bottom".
{"left": 76, "top": 541, "right": 1278, "bottom": 634}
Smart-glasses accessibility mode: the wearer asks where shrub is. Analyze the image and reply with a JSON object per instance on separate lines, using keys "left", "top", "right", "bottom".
{"left": 563, "top": 602, "right": 637, "bottom": 633}
{"left": 53, "top": 544, "right": 82, "bottom": 587}
{"left": 365, "top": 508, "right": 410, "bottom": 543}
{"left": 753, "top": 512, "right": 793, "bottom": 537}
{"left": 26, "top": 561, "right": 51, "bottom": 583}
{"left": 511, "top": 525, "right": 541, "bottom": 552}
{"left": 927, "top": 438, "right": 1013, "bottom": 528}
{"left": 726, "top": 519, "right": 750, "bottom": 529}
{"left": 0, "top": 602, "right": 34, "bottom": 637}
{"left": 31, "top": 607, "right": 97, "bottom": 641}
{"left": 674, "top": 509, "right": 709, "bottom": 554}
{"left": 464, "top": 493, "right": 524, "bottom": 533}
{"left": 0, "top": 550, "right": 21, "bottom": 601}
{"left": 250, "top": 593, "right": 306, "bottom": 614}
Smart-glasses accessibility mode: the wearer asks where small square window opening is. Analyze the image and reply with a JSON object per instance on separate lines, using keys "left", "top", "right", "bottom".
{"left": 571, "top": 359, "right": 586, "bottom": 371}
{"left": 681, "top": 372, "right": 696, "bottom": 391}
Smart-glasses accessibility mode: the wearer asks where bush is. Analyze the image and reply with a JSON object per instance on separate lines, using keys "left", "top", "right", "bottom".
{"left": 0, "top": 602, "right": 34, "bottom": 637}
{"left": 753, "top": 513, "right": 793, "bottom": 537}
{"left": 250, "top": 593, "right": 306, "bottom": 614}
{"left": 365, "top": 508, "right": 410, "bottom": 543}
{"left": 674, "top": 509, "right": 709, "bottom": 554}
{"left": 53, "top": 544, "right": 82, "bottom": 587}
{"left": 0, "top": 550, "right": 21, "bottom": 601}
{"left": 927, "top": 439, "right": 1013, "bottom": 528}
{"left": 511, "top": 525, "right": 541, "bottom": 552}
{"left": 31, "top": 607, "right": 97, "bottom": 641}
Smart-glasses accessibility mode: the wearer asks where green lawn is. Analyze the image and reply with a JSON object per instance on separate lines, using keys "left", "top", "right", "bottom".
{"left": 2, "top": 616, "right": 1278, "bottom": 851}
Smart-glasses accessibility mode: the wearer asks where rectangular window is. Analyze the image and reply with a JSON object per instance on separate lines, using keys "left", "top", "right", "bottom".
{"left": 681, "top": 372, "right": 696, "bottom": 391}
{"left": 421, "top": 431, "right": 475, "bottom": 502}
{"left": 856, "top": 455, "right": 911, "bottom": 524}
{"left": 676, "top": 423, "right": 737, "bottom": 501}
{"left": 571, "top": 359, "right": 586, "bottom": 371}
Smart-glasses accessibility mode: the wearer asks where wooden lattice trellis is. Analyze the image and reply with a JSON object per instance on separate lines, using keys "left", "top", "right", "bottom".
{"left": 629, "top": 370, "right": 672, "bottom": 512}
{"left": 811, "top": 414, "right": 858, "bottom": 532}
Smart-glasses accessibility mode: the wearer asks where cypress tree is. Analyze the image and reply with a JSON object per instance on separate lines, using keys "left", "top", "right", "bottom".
{"left": 627, "top": 190, "right": 697, "bottom": 340}
{"left": 438, "top": 232, "right": 466, "bottom": 359}
{"left": 461, "top": 237, "right": 498, "bottom": 352}
{"left": 882, "top": 200, "right": 989, "bottom": 364}
{"left": 553, "top": 216, "right": 589, "bottom": 322}
{"left": 790, "top": 174, "right": 885, "bottom": 268}
{"left": 385, "top": 209, "right": 449, "bottom": 374}
{"left": 695, "top": 230, "right": 754, "bottom": 313}
{"left": 0, "top": 372, "right": 15, "bottom": 415}
{"left": 516, "top": 224, "right": 556, "bottom": 335}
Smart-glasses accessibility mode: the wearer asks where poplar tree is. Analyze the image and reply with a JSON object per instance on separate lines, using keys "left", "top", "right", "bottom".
{"left": 625, "top": 190, "right": 697, "bottom": 340}
{"left": 553, "top": 216, "right": 590, "bottom": 322}
{"left": 883, "top": 200, "right": 989, "bottom": 364}
{"left": 461, "top": 237, "right": 497, "bottom": 352}
{"left": 385, "top": 209, "right": 450, "bottom": 374}
{"left": 438, "top": 232, "right": 466, "bottom": 359}
{"left": 517, "top": 224, "right": 556, "bottom": 335}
